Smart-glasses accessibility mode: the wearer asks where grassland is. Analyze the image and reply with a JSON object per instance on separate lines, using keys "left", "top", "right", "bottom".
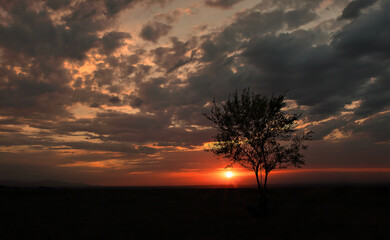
{"left": 0, "top": 185, "right": 389, "bottom": 239}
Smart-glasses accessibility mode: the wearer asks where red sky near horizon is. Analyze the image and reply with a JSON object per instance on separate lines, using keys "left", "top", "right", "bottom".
{"left": 0, "top": 0, "right": 389, "bottom": 186}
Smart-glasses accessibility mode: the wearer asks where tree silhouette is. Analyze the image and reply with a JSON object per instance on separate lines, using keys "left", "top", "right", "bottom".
{"left": 204, "top": 89, "right": 311, "bottom": 197}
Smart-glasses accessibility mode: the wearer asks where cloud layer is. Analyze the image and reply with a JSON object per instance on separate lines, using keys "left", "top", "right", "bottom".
{"left": 0, "top": 0, "right": 389, "bottom": 184}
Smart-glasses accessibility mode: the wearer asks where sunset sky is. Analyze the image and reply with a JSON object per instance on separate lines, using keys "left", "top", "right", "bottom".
{"left": 0, "top": 0, "right": 389, "bottom": 186}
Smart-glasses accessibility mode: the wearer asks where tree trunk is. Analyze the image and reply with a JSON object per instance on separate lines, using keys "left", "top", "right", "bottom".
{"left": 255, "top": 170, "right": 262, "bottom": 193}
{"left": 263, "top": 171, "right": 269, "bottom": 219}
{"left": 255, "top": 170, "right": 263, "bottom": 210}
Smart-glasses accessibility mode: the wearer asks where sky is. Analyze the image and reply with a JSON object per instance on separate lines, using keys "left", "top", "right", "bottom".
{"left": 0, "top": 0, "right": 389, "bottom": 186}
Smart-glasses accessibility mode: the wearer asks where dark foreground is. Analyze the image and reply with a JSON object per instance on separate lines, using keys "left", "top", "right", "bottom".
{"left": 1, "top": 185, "right": 389, "bottom": 240}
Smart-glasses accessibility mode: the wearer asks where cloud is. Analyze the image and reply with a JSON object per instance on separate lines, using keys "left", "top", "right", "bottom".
{"left": 255, "top": 0, "right": 323, "bottom": 11}
{"left": 137, "top": 0, "right": 174, "bottom": 8}
{"left": 153, "top": 9, "right": 183, "bottom": 24}
{"left": 192, "top": 1, "right": 390, "bottom": 125}
{"left": 0, "top": 4, "right": 98, "bottom": 60}
{"left": 100, "top": 31, "right": 131, "bottom": 55}
{"left": 339, "top": 0, "right": 378, "bottom": 20}
{"left": 0, "top": 0, "right": 173, "bottom": 124}
{"left": 353, "top": 113, "right": 390, "bottom": 142}
{"left": 0, "top": 0, "right": 133, "bottom": 122}
{"left": 161, "top": 0, "right": 390, "bottom": 144}
{"left": 332, "top": 1, "right": 390, "bottom": 117}
{"left": 333, "top": 1, "right": 390, "bottom": 60}
{"left": 200, "top": 8, "right": 317, "bottom": 62}
{"left": 139, "top": 21, "right": 172, "bottom": 42}
{"left": 108, "top": 96, "right": 122, "bottom": 105}
{"left": 104, "top": 0, "right": 135, "bottom": 16}
{"left": 204, "top": 0, "right": 243, "bottom": 9}
{"left": 150, "top": 37, "right": 197, "bottom": 72}
{"left": 46, "top": 0, "right": 71, "bottom": 10}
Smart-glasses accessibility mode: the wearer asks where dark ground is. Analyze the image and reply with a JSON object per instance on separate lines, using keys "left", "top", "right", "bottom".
{"left": 0, "top": 185, "right": 389, "bottom": 240}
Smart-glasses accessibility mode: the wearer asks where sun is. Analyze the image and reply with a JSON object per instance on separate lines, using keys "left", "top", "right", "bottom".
{"left": 226, "top": 171, "right": 233, "bottom": 178}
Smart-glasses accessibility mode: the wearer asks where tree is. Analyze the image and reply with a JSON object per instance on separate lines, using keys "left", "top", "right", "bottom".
{"left": 204, "top": 89, "right": 311, "bottom": 196}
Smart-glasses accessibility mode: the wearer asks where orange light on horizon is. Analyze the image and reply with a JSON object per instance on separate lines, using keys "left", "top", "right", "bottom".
{"left": 225, "top": 171, "right": 233, "bottom": 178}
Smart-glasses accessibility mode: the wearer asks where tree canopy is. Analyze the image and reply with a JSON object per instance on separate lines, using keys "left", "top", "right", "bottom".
{"left": 204, "top": 89, "right": 311, "bottom": 191}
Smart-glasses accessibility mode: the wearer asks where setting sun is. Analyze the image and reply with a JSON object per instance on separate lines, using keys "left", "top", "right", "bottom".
{"left": 226, "top": 171, "right": 233, "bottom": 178}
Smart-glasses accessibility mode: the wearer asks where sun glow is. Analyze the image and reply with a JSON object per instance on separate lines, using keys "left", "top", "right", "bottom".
{"left": 226, "top": 171, "right": 233, "bottom": 178}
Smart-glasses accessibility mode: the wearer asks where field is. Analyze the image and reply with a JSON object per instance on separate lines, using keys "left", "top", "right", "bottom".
{"left": 0, "top": 185, "right": 389, "bottom": 239}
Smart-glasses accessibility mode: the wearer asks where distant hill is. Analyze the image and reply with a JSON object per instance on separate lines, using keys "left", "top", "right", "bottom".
{"left": 0, "top": 180, "right": 92, "bottom": 188}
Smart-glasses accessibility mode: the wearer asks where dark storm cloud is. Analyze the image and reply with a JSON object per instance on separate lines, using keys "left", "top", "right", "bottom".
{"left": 352, "top": 114, "right": 390, "bottom": 142}
{"left": 332, "top": 4, "right": 390, "bottom": 60}
{"left": 285, "top": 9, "right": 318, "bottom": 29}
{"left": 0, "top": 59, "right": 73, "bottom": 120}
{"left": 93, "top": 68, "right": 115, "bottom": 87}
{"left": 241, "top": 31, "right": 372, "bottom": 117}
{"left": 129, "top": 0, "right": 389, "bottom": 150}
{"left": 0, "top": 0, "right": 136, "bottom": 60}
{"left": 108, "top": 96, "right": 121, "bottom": 104}
{"left": 332, "top": 0, "right": 390, "bottom": 117}
{"left": 186, "top": 0, "right": 388, "bottom": 124}
{"left": 201, "top": 8, "right": 317, "bottom": 62}
{"left": 354, "top": 76, "right": 390, "bottom": 117}
{"left": 104, "top": 0, "right": 135, "bottom": 16}
{"left": 139, "top": 21, "right": 172, "bottom": 42}
{"left": 0, "top": 131, "right": 57, "bottom": 147}
{"left": 151, "top": 7, "right": 321, "bottom": 109}
{"left": 0, "top": 0, "right": 172, "bottom": 124}
{"left": 62, "top": 141, "right": 157, "bottom": 154}
{"left": 46, "top": 0, "right": 71, "bottom": 10}
{"left": 38, "top": 110, "right": 212, "bottom": 148}
{"left": 340, "top": 0, "right": 378, "bottom": 20}
{"left": 0, "top": 0, "right": 131, "bottom": 122}
{"left": 100, "top": 31, "right": 131, "bottom": 55}
{"left": 105, "top": 0, "right": 389, "bottom": 152}
{"left": 70, "top": 88, "right": 123, "bottom": 108}
{"left": 306, "top": 118, "right": 349, "bottom": 140}
{"left": 204, "top": 0, "right": 243, "bottom": 9}
{"left": 0, "top": 125, "right": 158, "bottom": 155}
{"left": 0, "top": 6, "right": 96, "bottom": 60}
{"left": 151, "top": 37, "right": 197, "bottom": 72}
{"left": 255, "top": 0, "right": 323, "bottom": 10}
{"left": 0, "top": 0, "right": 177, "bottom": 157}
